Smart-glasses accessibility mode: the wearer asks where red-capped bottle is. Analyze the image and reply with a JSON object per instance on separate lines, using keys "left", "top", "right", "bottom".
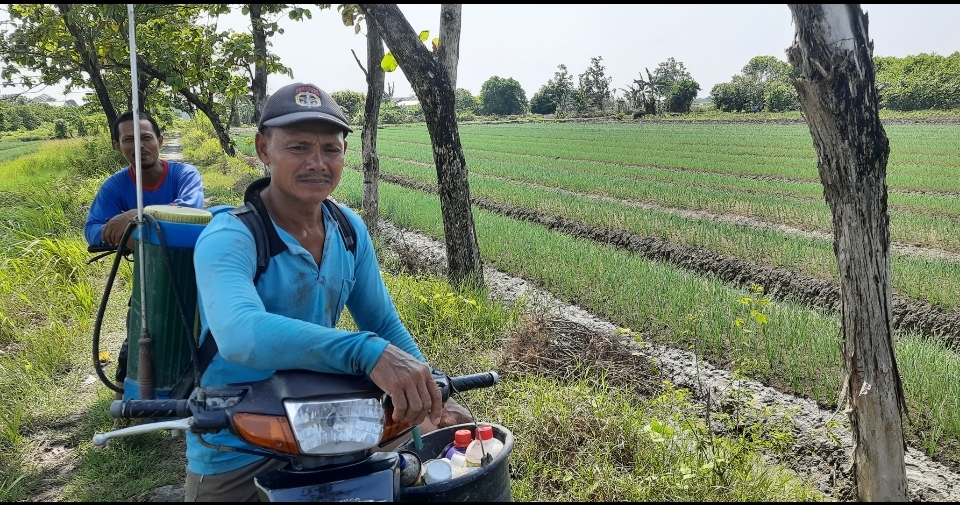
{"left": 443, "top": 429, "right": 473, "bottom": 460}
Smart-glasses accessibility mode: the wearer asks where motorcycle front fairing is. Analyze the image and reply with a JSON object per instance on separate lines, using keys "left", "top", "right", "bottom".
{"left": 254, "top": 450, "right": 400, "bottom": 502}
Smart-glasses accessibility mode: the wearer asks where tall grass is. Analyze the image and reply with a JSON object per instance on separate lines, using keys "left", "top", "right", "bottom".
{"left": 364, "top": 261, "right": 822, "bottom": 501}
{"left": 0, "top": 137, "right": 132, "bottom": 501}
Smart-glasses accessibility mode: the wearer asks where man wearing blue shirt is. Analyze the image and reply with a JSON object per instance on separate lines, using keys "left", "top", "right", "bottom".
{"left": 186, "top": 83, "right": 471, "bottom": 501}
{"left": 84, "top": 111, "right": 204, "bottom": 398}
{"left": 85, "top": 112, "right": 204, "bottom": 249}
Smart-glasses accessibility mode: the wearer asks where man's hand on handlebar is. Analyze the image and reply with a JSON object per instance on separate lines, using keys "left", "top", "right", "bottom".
{"left": 439, "top": 398, "right": 473, "bottom": 428}
{"left": 369, "top": 344, "right": 442, "bottom": 427}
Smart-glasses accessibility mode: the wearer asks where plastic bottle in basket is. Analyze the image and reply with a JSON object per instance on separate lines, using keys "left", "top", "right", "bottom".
{"left": 444, "top": 429, "right": 474, "bottom": 459}
{"left": 464, "top": 424, "right": 503, "bottom": 467}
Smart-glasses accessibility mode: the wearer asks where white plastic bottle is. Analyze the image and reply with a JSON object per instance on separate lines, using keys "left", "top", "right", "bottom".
{"left": 477, "top": 424, "right": 504, "bottom": 459}
{"left": 464, "top": 424, "right": 503, "bottom": 467}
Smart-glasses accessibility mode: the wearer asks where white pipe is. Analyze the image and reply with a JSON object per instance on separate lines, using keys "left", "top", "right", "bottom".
{"left": 127, "top": 4, "right": 148, "bottom": 335}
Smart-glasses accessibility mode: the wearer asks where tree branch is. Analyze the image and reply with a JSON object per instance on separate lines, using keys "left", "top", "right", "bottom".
{"left": 438, "top": 4, "right": 461, "bottom": 87}
{"left": 351, "top": 48, "right": 368, "bottom": 78}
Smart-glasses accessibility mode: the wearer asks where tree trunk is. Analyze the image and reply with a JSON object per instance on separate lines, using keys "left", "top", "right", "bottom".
{"left": 248, "top": 4, "right": 268, "bottom": 125}
{"left": 139, "top": 64, "right": 236, "bottom": 156}
{"left": 362, "top": 4, "right": 483, "bottom": 288}
{"left": 180, "top": 88, "right": 236, "bottom": 157}
{"left": 786, "top": 4, "right": 907, "bottom": 501}
{"left": 361, "top": 21, "right": 385, "bottom": 232}
{"left": 438, "top": 4, "right": 461, "bottom": 87}
{"left": 55, "top": 4, "right": 118, "bottom": 129}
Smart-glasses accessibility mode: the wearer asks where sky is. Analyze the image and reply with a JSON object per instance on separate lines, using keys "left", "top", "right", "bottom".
{"left": 3, "top": 4, "right": 959, "bottom": 103}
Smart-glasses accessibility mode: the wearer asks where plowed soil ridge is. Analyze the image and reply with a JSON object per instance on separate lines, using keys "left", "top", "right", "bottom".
{"left": 374, "top": 170, "right": 960, "bottom": 346}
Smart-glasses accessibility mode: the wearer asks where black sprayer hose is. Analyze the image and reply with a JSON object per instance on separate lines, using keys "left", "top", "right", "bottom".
{"left": 92, "top": 221, "right": 137, "bottom": 394}
{"left": 142, "top": 213, "right": 202, "bottom": 391}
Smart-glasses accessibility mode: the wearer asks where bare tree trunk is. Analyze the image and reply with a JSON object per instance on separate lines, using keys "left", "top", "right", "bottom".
{"left": 361, "top": 21, "right": 384, "bottom": 232}
{"left": 179, "top": 88, "right": 236, "bottom": 157}
{"left": 438, "top": 4, "right": 461, "bottom": 87}
{"left": 362, "top": 4, "right": 483, "bottom": 287}
{"left": 248, "top": 4, "right": 268, "bottom": 125}
{"left": 787, "top": 4, "right": 907, "bottom": 501}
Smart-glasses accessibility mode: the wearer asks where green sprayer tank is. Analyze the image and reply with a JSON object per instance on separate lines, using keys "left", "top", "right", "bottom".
{"left": 124, "top": 205, "right": 213, "bottom": 400}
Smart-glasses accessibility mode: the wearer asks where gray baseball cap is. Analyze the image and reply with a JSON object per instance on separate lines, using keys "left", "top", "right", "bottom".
{"left": 258, "top": 82, "right": 353, "bottom": 134}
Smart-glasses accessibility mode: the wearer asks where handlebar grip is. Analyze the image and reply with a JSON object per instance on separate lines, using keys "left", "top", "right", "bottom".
{"left": 449, "top": 371, "right": 499, "bottom": 395}
{"left": 87, "top": 245, "right": 116, "bottom": 253}
{"left": 110, "top": 399, "right": 190, "bottom": 419}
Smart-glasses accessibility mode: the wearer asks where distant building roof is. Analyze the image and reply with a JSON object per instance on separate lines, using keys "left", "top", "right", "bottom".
{"left": 395, "top": 97, "right": 419, "bottom": 107}
{"left": 28, "top": 94, "right": 77, "bottom": 107}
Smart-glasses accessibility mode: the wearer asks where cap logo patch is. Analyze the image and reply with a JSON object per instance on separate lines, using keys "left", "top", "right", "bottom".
{"left": 294, "top": 85, "right": 322, "bottom": 107}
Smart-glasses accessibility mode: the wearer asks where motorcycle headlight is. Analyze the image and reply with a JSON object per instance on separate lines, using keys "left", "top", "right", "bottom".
{"left": 283, "top": 398, "right": 385, "bottom": 455}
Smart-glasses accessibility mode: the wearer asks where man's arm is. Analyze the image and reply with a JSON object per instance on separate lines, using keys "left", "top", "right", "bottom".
{"left": 344, "top": 212, "right": 425, "bottom": 361}
{"left": 84, "top": 177, "right": 125, "bottom": 247}
{"left": 194, "top": 216, "right": 392, "bottom": 376}
{"left": 172, "top": 163, "right": 204, "bottom": 208}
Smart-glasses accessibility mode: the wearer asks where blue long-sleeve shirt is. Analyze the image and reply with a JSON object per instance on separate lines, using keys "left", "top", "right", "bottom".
{"left": 187, "top": 199, "right": 425, "bottom": 475}
{"left": 84, "top": 160, "right": 204, "bottom": 246}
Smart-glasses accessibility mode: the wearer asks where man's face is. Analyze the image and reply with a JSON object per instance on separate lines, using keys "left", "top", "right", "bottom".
{"left": 255, "top": 121, "right": 347, "bottom": 206}
{"left": 113, "top": 119, "right": 162, "bottom": 169}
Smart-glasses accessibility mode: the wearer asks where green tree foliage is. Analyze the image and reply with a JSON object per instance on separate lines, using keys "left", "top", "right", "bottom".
{"left": 711, "top": 56, "right": 799, "bottom": 112}
{"left": 665, "top": 79, "right": 701, "bottom": 113}
{"left": 763, "top": 81, "right": 798, "bottom": 113}
{"left": 378, "top": 102, "right": 410, "bottom": 124}
{"left": 0, "top": 98, "right": 104, "bottom": 136}
{"left": 331, "top": 90, "right": 366, "bottom": 125}
{"left": 529, "top": 89, "right": 556, "bottom": 115}
{"left": 578, "top": 57, "right": 612, "bottom": 112}
{"left": 649, "top": 57, "right": 693, "bottom": 100}
{"left": 0, "top": 4, "right": 306, "bottom": 156}
{"left": 630, "top": 58, "right": 700, "bottom": 115}
{"left": 531, "top": 64, "right": 575, "bottom": 116}
{"left": 454, "top": 88, "right": 480, "bottom": 113}
{"left": 875, "top": 52, "right": 960, "bottom": 110}
{"left": 479, "top": 76, "right": 527, "bottom": 116}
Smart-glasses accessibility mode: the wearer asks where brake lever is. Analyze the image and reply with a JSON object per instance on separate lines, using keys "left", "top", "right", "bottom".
{"left": 92, "top": 417, "right": 195, "bottom": 447}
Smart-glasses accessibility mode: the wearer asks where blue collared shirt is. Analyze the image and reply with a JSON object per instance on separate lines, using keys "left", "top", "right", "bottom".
{"left": 187, "top": 200, "right": 424, "bottom": 475}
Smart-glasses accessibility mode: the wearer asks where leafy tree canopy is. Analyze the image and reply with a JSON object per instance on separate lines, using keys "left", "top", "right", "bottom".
{"left": 578, "top": 57, "right": 612, "bottom": 112}
{"left": 455, "top": 88, "right": 480, "bottom": 113}
{"left": 479, "top": 76, "right": 527, "bottom": 116}
{"left": 710, "top": 55, "right": 799, "bottom": 112}
{"left": 330, "top": 90, "right": 365, "bottom": 124}
{"left": 875, "top": 52, "right": 960, "bottom": 110}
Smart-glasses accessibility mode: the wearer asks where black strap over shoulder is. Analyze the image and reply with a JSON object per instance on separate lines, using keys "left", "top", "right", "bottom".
{"left": 229, "top": 177, "right": 287, "bottom": 284}
{"left": 191, "top": 177, "right": 357, "bottom": 382}
{"left": 323, "top": 198, "right": 357, "bottom": 254}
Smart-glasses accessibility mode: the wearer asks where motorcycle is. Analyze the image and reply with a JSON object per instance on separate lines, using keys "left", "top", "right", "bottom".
{"left": 92, "top": 369, "right": 513, "bottom": 502}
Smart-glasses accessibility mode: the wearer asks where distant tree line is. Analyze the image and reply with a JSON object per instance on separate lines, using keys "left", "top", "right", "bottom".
{"left": 711, "top": 52, "right": 960, "bottom": 113}
{"left": 0, "top": 97, "right": 112, "bottom": 138}
{"left": 875, "top": 52, "right": 960, "bottom": 111}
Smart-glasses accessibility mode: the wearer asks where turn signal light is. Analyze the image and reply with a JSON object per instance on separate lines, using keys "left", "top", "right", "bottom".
{"left": 233, "top": 413, "right": 300, "bottom": 455}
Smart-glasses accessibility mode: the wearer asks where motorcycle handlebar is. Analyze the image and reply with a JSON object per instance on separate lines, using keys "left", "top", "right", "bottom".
{"left": 448, "top": 371, "right": 499, "bottom": 396}
{"left": 107, "top": 371, "right": 499, "bottom": 419}
{"left": 111, "top": 399, "right": 191, "bottom": 419}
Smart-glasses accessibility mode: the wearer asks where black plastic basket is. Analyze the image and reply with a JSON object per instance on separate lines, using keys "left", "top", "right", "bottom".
{"left": 397, "top": 423, "right": 513, "bottom": 502}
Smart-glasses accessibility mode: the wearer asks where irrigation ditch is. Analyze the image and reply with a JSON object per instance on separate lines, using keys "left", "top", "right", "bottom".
{"left": 370, "top": 169, "right": 960, "bottom": 347}
{"left": 372, "top": 214, "right": 960, "bottom": 501}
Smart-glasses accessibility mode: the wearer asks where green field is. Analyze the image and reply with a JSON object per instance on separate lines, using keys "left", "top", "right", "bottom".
{"left": 334, "top": 121, "right": 960, "bottom": 466}
{"left": 347, "top": 123, "right": 960, "bottom": 311}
